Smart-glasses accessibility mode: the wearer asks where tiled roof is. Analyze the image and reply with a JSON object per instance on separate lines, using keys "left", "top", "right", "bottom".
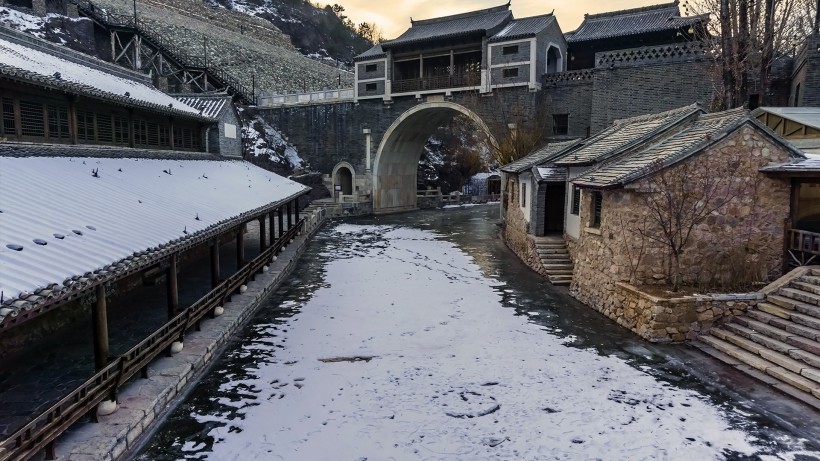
{"left": 0, "top": 145, "right": 308, "bottom": 326}
{"left": 567, "top": 1, "right": 707, "bottom": 43}
{"left": 553, "top": 103, "right": 703, "bottom": 166}
{"left": 488, "top": 14, "right": 556, "bottom": 43}
{"left": 382, "top": 4, "right": 512, "bottom": 49}
{"left": 534, "top": 166, "right": 568, "bottom": 182}
{"left": 354, "top": 44, "right": 386, "bottom": 62}
{"left": 174, "top": 95, "right": 230, "bottom": 118}
{"left": 572, "top": 109, "right": 748, "bottom": 188}
{"left": 753, "top": 106, "right": 820, "bottom": 131}
{"left": 760, "top": 154, "right": 820, "bottom": 176}
{"left": 0, "top": 34, "right": 214, "bottom": 122}
{"left": 500, "top": 139, "right": 581, "bottom": 173}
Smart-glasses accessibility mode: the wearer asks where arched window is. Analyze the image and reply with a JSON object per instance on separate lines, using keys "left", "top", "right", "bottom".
{"left": 546, "top": 46, "right": 562, "bottom": 74}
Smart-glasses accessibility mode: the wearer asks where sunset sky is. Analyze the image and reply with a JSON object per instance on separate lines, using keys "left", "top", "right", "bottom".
{"left": 338, "top": 1, "right": 675, "bottom": 39}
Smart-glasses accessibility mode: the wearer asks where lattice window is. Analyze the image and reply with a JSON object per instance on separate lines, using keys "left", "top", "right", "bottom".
{"left": 182, "top": 128, "right": 194, "bottom": 149}
{"left": 146, "top": 122, "right": 159, "bottom": 146}
{"left": 173, "top": 127, "right": 183, "bottom": 149}
{"left": 77, "top": 110, "right": 96, "bottom": 142}
{"left": 571, "top": 186, "right": 580, "bottom": 215}
{"left": 97, "top": 114, "right": 113, "bottom": 143}
{"left": 1, "top": 97, "right": 15, "bottom": 137}
{"left": 48, "top": 105, "right": 69, "bottom": 140}
{"left": 20, "top": 100, "right": 45, "bottom": 137}
{"left": 113, "top": 116, "right": 129, "bottom": 144}
{"left": 133, "top": 120, "right": 149, "bottom": 146}
{"left": 159, "top": 125, "right": 170, "bottom": 147}
{"left": 591, "top": 191, "right": 603, "bottom": 228}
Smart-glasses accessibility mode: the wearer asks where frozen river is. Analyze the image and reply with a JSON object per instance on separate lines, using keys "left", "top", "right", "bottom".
{"left": 134, "top": 205, "right": 820, "bottom": 460}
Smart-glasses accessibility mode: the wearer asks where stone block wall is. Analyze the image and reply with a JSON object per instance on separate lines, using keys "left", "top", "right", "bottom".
{"left": 543, "top": 75, "right": 593, "bottom": 138}
{"left": 501, "top": 174, "right": 541, "bottom": 272}
{"left": 569, "top": 125, "right": 793, "bottom": 341}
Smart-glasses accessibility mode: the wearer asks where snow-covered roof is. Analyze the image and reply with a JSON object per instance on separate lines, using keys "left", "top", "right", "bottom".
{"left": 174, "top": 95, "right": 231, "bottom": 118}
{"left": 0, "top": 31, "right": 212, "bottom": 121}
{"left": 0, "top": 150, "right": 308, "bottom": 326}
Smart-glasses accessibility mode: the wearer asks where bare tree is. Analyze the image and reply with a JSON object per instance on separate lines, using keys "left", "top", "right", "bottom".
{"left": 636, "top": 154, "right": 754, "bottom": 292}
{"left": 685, "top": 0, "right": 817, "bottom": 108}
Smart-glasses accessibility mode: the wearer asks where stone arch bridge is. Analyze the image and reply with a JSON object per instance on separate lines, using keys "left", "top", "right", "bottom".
{"left": 259, "top": 87, "right": 543, "bottom": 214}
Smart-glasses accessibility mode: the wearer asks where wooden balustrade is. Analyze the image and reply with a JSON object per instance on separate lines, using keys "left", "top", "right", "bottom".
{"left": 788, "top": 229, "right": 820, "bottom": 266}
{"left": 0, "top": 218, "right": 306, "bottom": 461}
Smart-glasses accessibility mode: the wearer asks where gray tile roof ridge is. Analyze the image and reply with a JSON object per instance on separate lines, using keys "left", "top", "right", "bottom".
{"left": 0, "top": 142, "right": 224, "bottom": 161}
{"left": 612, "top": 102, "right": 703, "bottom": 125}
{"left": 488, "top": 14, "right": 557, "bottom": 42}
{"left": 500, "top": 138, "right": 581, "bottom": 173}
{"left": 583, "top": 1, "right": 680, "bottom": 20}
{"left": 410, "top": 2, "right": 511, "bottom": 26}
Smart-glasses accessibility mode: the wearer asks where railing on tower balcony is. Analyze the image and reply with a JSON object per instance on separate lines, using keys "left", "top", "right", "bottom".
{"left": 392, "top": 72, "right": 480, "bottom": 94}
{"left": 788, "top": 229, "right": 820, "bottom": 266}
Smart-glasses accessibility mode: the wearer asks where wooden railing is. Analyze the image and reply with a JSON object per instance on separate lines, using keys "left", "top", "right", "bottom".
{"left": 788, "top": 229, "right": 820, "bottom": 266}
{"left": 0, "top": 218, "right": 305, "bottom": 461}
{"left": 392, "top": 73, "right": 480, "bottom": 94}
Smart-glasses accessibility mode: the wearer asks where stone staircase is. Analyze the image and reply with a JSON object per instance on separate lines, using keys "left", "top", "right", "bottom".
{"left": 533, "top": 236, "right": 574, "bottom": 286}
{"left": 693, "top": 267, "right": 820, "bottom": 409}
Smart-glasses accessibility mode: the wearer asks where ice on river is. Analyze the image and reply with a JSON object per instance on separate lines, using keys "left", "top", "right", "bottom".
{"left": 179, "top": 224, "right": 816, "bottom": 460}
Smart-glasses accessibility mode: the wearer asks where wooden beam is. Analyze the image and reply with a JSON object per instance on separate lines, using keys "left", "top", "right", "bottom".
{"left": 269, "top": 210, "right": 276, "bottom": 248}
{"left": 259, "top": 216, "right": 267, "bottom": 251}
{"left": 287, "top": 201, "right": 293, "bottom": 230}
{"left": 294, "top": 199, "right": 300, "bottom": 225}
{"left": 210, "top": 237, "right": 220, "bottom": 288}
{"left": 167, "top": 253, "right": 178, "bottom": 319}
{"left": 92, "top": 285, "right": 109, "bottom": 371}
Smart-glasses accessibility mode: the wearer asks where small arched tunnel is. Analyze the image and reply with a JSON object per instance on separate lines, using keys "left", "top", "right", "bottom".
{"left": 334, "top": 164, "right": 353, "bottom": 196}
{"left": 372, "top": 102, "right": 491, "bottom": 214}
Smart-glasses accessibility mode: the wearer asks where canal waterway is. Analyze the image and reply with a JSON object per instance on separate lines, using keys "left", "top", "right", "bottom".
{"left": 134, "top": 205, "right": 820, "bottom": 460}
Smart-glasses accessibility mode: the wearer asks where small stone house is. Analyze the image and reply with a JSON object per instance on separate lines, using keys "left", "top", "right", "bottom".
{"left": 174, "top": 93, "right": 243, "bottom": 157}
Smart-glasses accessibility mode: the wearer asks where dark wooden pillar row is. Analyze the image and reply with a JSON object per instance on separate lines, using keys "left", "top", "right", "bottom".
{"left": 167, "top": 253, "right": 179, "bottom": 319}
{"left": 295, "top": 199, "right": 300, "bottom": 224}
{"left": 259, "top": 216, "right": 267, "bottom": 251}
{"left": 68, "top": 95, "right": 78, "bottom": 145}
{"left": 92, "top": 284, "right": 109, "bottom": 371}
{"left": 286, "top": 201, "right": 293, "bottom": 230}
{"left": 236, "top": 224, "right": 245, "bottom": 269}
{"left": 278, "top": 207, "right": 284, "bottom": 239}
{"left": 210, "top": 237, "right": 220, "bottom": 288}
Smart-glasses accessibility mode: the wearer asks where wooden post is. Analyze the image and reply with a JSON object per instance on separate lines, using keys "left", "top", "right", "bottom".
{"left": 259, "top": 216, "right": 267, "bottom": 251}
{"left": 287, "top": 201, "right": 293, "bottom": 230}
{"left": 236, "top": 224, "right": 245, "bottom": 269}
{"left": 167, "top": 253, "right": 178, "bottom": 319}
{"left": 210, "top": 237, "right": 220, "bottom": 288}
{"left": 269, "top": 210, "right": 276, "bottom": 248}
{"left": 92, "top": 285, "right": 109, "bottom": 371}
{"left": 278, "top": 207, "right": 284, "bottom": 239}
{"left": 294, "top": 199, "right": 300, "bottom": 225}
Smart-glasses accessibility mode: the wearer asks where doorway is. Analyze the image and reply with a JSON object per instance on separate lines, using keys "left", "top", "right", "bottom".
{"left": 544, "top": 183, "right": 566, "bottom": 234}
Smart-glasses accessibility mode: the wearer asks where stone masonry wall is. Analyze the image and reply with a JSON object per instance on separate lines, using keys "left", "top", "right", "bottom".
{"left": 570, "top": 125, "right": 793, "bottom": 342}
{"left": 501, "top": 174, "right": 548, "bottom": 278}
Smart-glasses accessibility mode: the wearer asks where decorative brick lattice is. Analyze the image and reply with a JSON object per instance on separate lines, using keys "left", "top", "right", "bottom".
{"left": 596, "top": 42, "right": 712, "bottom": 68}
{"left": 543, "top": 69, "right": 594, "bottom": 86}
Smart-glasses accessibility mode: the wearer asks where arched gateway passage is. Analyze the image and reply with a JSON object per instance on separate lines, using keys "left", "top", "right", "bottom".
{"left": 373, "top": 101, "right": 492, "bottom": 214}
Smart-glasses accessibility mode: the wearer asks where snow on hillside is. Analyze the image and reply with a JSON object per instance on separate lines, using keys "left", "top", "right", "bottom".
{"left": 0, "top": 7, "right": 47, "bottom": 38}
{"left": 244, "top": 114, "right": 304, "bottom": 169}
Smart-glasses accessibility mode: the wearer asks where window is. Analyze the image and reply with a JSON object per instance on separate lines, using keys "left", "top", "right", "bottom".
{"left": 365, "top": 83, "right": 377, "bottom": 92}
{"left": 502, "top": 45, "right": 519, "bottom": 55}
{"left": 97, "top": 114, "right": 113, "bottom": 143}
{"left": 571, "top": 185, "right": 580, "bottom": 215}
{"left": 19, "top": 100, "right": 44, "bottom": 137}
{"left": 159, "top": 125, "right": 170, "bottom": 147}
{"left": 748, "top": 94, "right": 760, "bottom": 110}
{"left": 520, "top": 182, "right": 527, "bottom": 207}
{"left": 552, "top": 114, "right": 569, "bottom": 136}
{"left": 113, "top": 116, "right": 129, "bottom": 144}
{"left": 147, "top": 122, "right": 159, "bottom": 146}
{"left": 77, "top": 110, "right": 96, "bottom": 142}
{"left": 503, "top": 67, "right": 519, "bottom": 78}
{"left": 1, "top": 97, "right": 15, "bottom": 137}
{"left": 591, "top": 191, "right": 603, "bottom": 228}
{"left": 365, "top": 63, "right": 377, "bottom": 73}
{"left": 133, "top": 120, "right": 148, "bottom": 146}
{"left": 47, "top": 105, "right": 69, "bottom": 140}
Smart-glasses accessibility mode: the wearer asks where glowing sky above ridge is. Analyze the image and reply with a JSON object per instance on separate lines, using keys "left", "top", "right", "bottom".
{"left": 339, "top": 1, "right": 673, "bottom": 40}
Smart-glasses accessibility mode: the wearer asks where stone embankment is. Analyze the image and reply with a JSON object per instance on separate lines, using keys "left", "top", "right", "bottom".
{"left": 54, "top": 213, "right": 326, "bottom": 461}
{"left": 694, "top": 266, "right": 820, "bottom": 410}
{"left": 90, "top": 0, "right": 353, "bottom": 94}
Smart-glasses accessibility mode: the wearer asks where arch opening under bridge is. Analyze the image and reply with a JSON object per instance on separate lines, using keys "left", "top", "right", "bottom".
{"left": 372, "top": 101, "right": 493, "bottom": 214}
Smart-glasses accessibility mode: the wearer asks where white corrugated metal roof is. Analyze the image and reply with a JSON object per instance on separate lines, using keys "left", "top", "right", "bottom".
{"left": 756, "top": 107, "right": 820, "bottom": 131}
{"left": 0, "top": 37, "right": 201, "bottom": 116}
{"left": 0, "top": 156, "right": 306, "bottom": 306}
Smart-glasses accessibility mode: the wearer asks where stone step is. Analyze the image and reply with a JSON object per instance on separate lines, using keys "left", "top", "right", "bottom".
{"left": 536, "top": 247, "right": 568, "bottom": 254}
{"left": 537, "top": 251, "right": 569, "bottom": 258}
{"left": 541, "top": 259, "right": 572, "bottom": 266}
{"left": 812, "top": 268, "right": 820, "bottom": 277}
{"left": 767, "top": 294, "right": 820, "bottom": 319}
{"left": 792, "top": 281, "right": 820, "bottom": 297}
{"left": 748, "top": 309, "right": 820, "bottom": 342}
{"left": 799, "top": 275, "right": 820, "bottom": 286}
{"left": 734, "top": 317, "right": 793, "bottom": 345}
{"left": 758, "top": 302, "right": 792, "bottom": 319}
{"left": 549, "top": 274, "right": 573, "bottom": 281}
{"left": 544, "top": 269, "right": 574, "bottom": 276}
{"left": 549, "top": 277, "right": 572, "bottom": 286}
{"left": 542, "top": 264, "right": 573, "bottom": 270}
{"left": 698, "top": 335, "right": 820, "bottom": 395}
{"left": 778, "top": 287, "right": 820, "bottom": 307}
{"left": 535, "top": 244, "right": 567, "bottom": 251}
